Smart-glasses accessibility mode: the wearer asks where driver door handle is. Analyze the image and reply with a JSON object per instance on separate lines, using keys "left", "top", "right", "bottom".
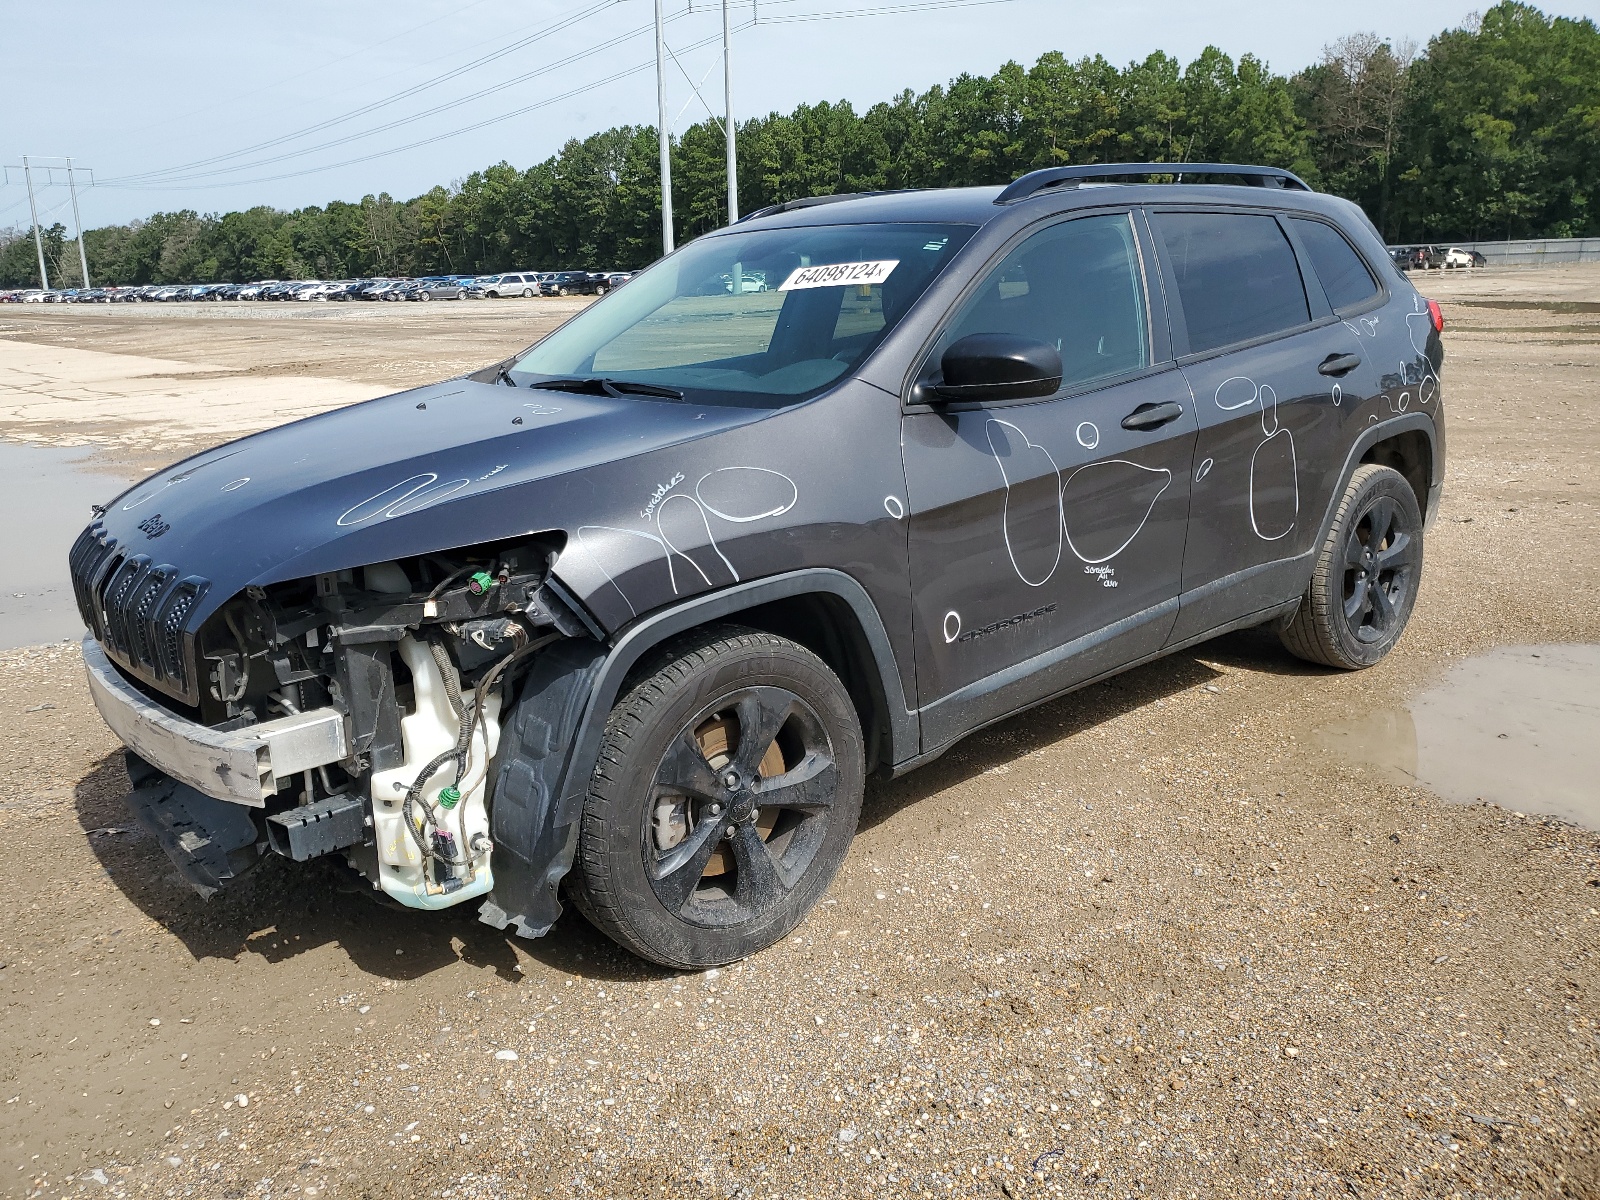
{"left": 1318, "top": 352, "right": 1361, "bottom": 376}
{"left": 1121, "top": 401, "right": 1184, "bottom": 431}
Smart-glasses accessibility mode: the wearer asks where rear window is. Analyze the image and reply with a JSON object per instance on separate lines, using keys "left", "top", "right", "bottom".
{"left": 1153, "top": 211, "right": 1310, "bottom": 354}
{"left": 1291, "top": 218, "right": 1379, "bottom": 311}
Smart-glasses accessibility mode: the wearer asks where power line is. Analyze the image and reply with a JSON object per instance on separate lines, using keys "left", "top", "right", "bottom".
{"left": 104, "top": 0, "right": 624, "bottom": 187}
{"left": 103, "top": 26, "right": 733, "bottom": 192}
{"left": 110, "top": 0, "right": 506, "bottom": 142}
{"left": 97, "top": 0, "right": 1020, "bottom": 194}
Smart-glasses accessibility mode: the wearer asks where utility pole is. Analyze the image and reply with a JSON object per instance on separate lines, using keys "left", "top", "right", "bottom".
{"left": 654, "top": 0, "right": 675, "bottom": 255}
{"left": 22, "top": 156, "right": 48, "bottom": 290}
{"left": 723, "top": 0, "right": 738, "bottom": 227}
{"left": 66, "top": 158, "right": 90, "bottom": 289}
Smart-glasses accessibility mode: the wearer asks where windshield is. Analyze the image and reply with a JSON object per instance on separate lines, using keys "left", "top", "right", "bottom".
{"left": 509, "top": 221, "right": 975, "bottom": 403}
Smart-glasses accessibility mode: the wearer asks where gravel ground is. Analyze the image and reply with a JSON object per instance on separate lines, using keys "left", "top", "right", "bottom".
{"left": 0, "top": 297, "right": 585, "bottom": 470}
{"left": 0, "top": 267, "right": 1596, "bottom": 1199}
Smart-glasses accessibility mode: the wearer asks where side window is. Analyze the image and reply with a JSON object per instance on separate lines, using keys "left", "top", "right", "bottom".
{"left": 1152, "top": 211, "right": 1310, "bottom": 354}
{"left": 939, "top": 213, "right": 1149, "bottom": 391}
{"left": 1290, "top": 218, "right": 1379, "bottom": 312}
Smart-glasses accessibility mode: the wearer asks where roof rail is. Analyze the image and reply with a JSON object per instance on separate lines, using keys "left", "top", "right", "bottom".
{"left": 737, "top": 189, "right": 914, "bottom": 224}
{"left": 995, "top": 163, "right": 1312, "bottom": 205}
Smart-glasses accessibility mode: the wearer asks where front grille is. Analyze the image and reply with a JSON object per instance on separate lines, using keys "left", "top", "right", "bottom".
{"left": 69, "top": 524, "right": 210, "bottom": 705}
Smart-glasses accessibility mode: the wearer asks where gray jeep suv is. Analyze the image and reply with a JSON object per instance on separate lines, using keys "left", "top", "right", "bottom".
{"left": 73, "top": 163, "right": 1444, "bottom": 968}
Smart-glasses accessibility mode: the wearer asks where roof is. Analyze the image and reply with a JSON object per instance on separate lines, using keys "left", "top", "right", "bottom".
{"left": 717, "top": 166, "right": 1352, "bottom": 235}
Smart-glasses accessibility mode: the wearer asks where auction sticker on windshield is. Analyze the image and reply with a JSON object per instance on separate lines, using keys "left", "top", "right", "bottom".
{"left": 778, "top": 260, "right": 899, "bottom": 290}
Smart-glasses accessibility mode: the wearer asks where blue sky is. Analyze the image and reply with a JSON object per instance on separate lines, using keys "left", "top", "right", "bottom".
{"left": 2, "top": 0, "right": 1596, "bottom": 228}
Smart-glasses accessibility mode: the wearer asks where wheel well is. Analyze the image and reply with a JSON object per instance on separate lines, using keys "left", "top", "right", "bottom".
{"left": 1360, "top": 430, "right": 1430, "bottom": 517}
{"left": 713, "top": 594, "right": 892, "bottom": 774}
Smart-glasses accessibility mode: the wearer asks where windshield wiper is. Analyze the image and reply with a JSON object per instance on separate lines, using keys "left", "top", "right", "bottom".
{"left": 527, "top": 376, "right": 686, "bottom": 401}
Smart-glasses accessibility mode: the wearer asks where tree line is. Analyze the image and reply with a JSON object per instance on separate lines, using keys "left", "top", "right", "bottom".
{"left": 3, "top": 1, "right": 1595, "bottom": 288}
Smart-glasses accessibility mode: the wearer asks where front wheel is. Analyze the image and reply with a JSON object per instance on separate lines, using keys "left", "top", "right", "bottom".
{"left": 568, "top": 627, "right": 864, "bottom": 969}
{"left": 595, "top": 285, "right": 607, "bottom": 296}
{"left": 1280, "top": 464, "right": 1423, "bottom": 669}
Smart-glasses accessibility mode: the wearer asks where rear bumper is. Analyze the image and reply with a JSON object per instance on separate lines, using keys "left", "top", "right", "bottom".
{"left": 82, "top": 636, "right": 348, "bottom": 807}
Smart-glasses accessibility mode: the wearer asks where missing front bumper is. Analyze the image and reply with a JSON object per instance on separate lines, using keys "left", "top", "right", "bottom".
{"left": 82, "top": 635, "right": 349, "bottom": 806}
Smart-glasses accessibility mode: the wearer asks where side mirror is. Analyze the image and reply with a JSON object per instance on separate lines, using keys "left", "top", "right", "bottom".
{"left": 932, "top": 333, "right": 1062, "bottom": 403}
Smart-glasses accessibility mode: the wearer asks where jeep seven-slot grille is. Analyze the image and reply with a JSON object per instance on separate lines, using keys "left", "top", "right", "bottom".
{"left": 69, "top": 525, "right": 209, "bottom": 705}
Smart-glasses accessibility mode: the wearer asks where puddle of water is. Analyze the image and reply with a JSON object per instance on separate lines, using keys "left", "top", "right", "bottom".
{"left": 0, "top": 442, "right": 133, "bottom": 650}
{"left": 1317, "top": 644, "right": 1600, "bottom": 830}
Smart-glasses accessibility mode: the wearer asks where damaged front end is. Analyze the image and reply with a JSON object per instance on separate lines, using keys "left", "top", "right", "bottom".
{"left": 77, "top": 528, "right": 599, "bottom": 929}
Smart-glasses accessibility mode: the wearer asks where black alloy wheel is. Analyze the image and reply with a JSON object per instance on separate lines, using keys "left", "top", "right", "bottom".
{"left": 567, "top": 627, "right": 864, "bottom": 968}
{"left": 1281, "top": 464, "right": 1424, "bottom": 669}
{"left": 1341, "top": 492, "right": 1418, "bottom": 646}
{"left": 643, "top": 686, "right": 838, "bottom": 924}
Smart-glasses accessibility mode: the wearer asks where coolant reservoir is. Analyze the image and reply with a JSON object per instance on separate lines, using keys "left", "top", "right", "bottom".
{"left": 363, "top": 565, "right": 501, "bottom": 910}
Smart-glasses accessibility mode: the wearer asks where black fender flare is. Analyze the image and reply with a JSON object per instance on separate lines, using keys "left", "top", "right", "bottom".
{"left": 1323, "top": 411, "right": 1442, "bottom": 537}
{"left": 479, "top": 568, "right": 915, "bottom": 939}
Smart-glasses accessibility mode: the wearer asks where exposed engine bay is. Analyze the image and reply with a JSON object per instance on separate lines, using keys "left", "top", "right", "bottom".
{"left": 170, "top": 535, "right": 586, "bottom": 909}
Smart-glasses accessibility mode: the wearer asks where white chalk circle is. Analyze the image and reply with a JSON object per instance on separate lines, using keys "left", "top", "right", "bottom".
{"left": 1194, "top": 457, "right": 1214, "bottom": 483}
{"left": 986, "top": 419, "right": 1063, "bottom": 588}
{"left": 1214, "top": 376, "right": 1259, "bottom": 411}
{"left": 883, "top": 495, "right": 905, "bottom": 520}
{"left": 385, "top": 476, "right": 469, "bottom": 518}
{"left": 1075, "top": 421, "right": 1100, "bottom": 450}
{"left": 337, "top": 473, "right": 470, "bottom": 526}
{"left": 1249, "top": 429, "right": 1299, "bottom": 542}
{"left": 694, "top": 467, "right": 798, "bottom": 523}
{"left": 1331, "top": 383, "right": 1342, "bottom": 407}
{"left": 222, "top": 477, "right": 250, "bottom": 492}
{"left": 943, "top": 611, "right": 961, "bottom": 644}
{"left": 1257, "top": 384, "right": 1280, "bottom": 436}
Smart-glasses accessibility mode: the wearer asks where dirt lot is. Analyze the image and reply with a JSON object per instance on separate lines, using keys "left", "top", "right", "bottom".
{"left": 0, "top": 272, "right": 1596, "bottom": 1199}
{"left": 0, "top": 298, "right": 586, "bottom": 470}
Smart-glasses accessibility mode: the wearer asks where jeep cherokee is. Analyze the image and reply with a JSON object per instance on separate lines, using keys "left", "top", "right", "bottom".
{"left": 73, "top": 162, "right": 1444, "bottom": 968}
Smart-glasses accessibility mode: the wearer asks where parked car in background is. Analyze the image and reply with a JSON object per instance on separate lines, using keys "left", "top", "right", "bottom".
{"left": 1439, "top": 246, "right": 1486, "bottom": 269}
{"left": 413, "top": 278, "right": 466, "bottom": 300}
{"left": 603, "top": 272, "right": 634, "bottom": 291}
{"left": 479, "top": 272, "right": 541, "bottom": 298}
{"left": 540, "top": 270, "right": 605, "bottom": 296}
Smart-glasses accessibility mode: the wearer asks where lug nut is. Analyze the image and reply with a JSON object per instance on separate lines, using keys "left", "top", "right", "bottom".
{"left": 709, "top": 803, "right": 722, "bottom": 816}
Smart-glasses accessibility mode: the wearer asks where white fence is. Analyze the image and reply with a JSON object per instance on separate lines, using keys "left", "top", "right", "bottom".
{"left": 1451, "top": 237, "right": 1600, "bottom": 267}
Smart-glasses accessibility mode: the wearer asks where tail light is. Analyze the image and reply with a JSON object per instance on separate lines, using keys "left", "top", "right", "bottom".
{"left": 1426, "top": 298, "right": 1445, "bottom": 333}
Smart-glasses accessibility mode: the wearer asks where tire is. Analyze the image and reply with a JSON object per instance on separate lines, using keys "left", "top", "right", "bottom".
{"left": 595, "top": 285, "right": 607, "bottom": 296}
{"left": 1280, "top": 464, "right": 1423, "bottom": 670}
{"left": 558, "top": 287, "right": 569, "bottom": 297}
{"left": 522, "top": 288, "right": 534, "bottom": 298}
{"left": 568, "top": 626, "right": 864, "bottom": 969}
{"left": 419, "top": 292, "right": 431, "bottom": 301}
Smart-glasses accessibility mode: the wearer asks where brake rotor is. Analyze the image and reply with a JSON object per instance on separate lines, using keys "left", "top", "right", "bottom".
{"left": 696, "top": 712, "right": 783, "bottom": 877}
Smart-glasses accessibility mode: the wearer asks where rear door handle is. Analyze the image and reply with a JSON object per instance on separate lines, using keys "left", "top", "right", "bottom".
{"left": 1121, "top": 401, "right": 1184, "bottom": 431}
{"left": 1318, "top": 352, "right": 1361, "bottom": 376}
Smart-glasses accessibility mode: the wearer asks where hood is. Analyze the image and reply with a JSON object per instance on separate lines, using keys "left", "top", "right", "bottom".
{"left": 89, "top": 378, "right": 764, "bottom": 626}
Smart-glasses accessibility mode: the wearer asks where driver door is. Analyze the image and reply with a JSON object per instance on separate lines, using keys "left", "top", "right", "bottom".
{"left": 901, "top": 211, "right": 1197, "bottom": 749}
